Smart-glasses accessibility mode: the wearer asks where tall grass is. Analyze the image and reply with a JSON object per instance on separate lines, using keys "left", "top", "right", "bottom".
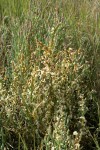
{"left": 0, "top": 0, "right": 100, "bottom": 149}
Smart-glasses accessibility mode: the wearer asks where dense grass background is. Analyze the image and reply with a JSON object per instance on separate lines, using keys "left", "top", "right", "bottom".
{"left": 0, "top": 0, "right": 100, "bottom": 149}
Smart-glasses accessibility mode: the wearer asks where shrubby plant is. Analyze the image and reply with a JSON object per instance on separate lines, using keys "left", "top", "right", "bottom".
{"left": 0, "top": 0, "right": 100, "bottom": 149}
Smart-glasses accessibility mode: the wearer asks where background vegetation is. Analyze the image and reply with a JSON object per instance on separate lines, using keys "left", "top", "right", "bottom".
{"left": 0, "top": 0, "right": 100, "bottom": 149}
